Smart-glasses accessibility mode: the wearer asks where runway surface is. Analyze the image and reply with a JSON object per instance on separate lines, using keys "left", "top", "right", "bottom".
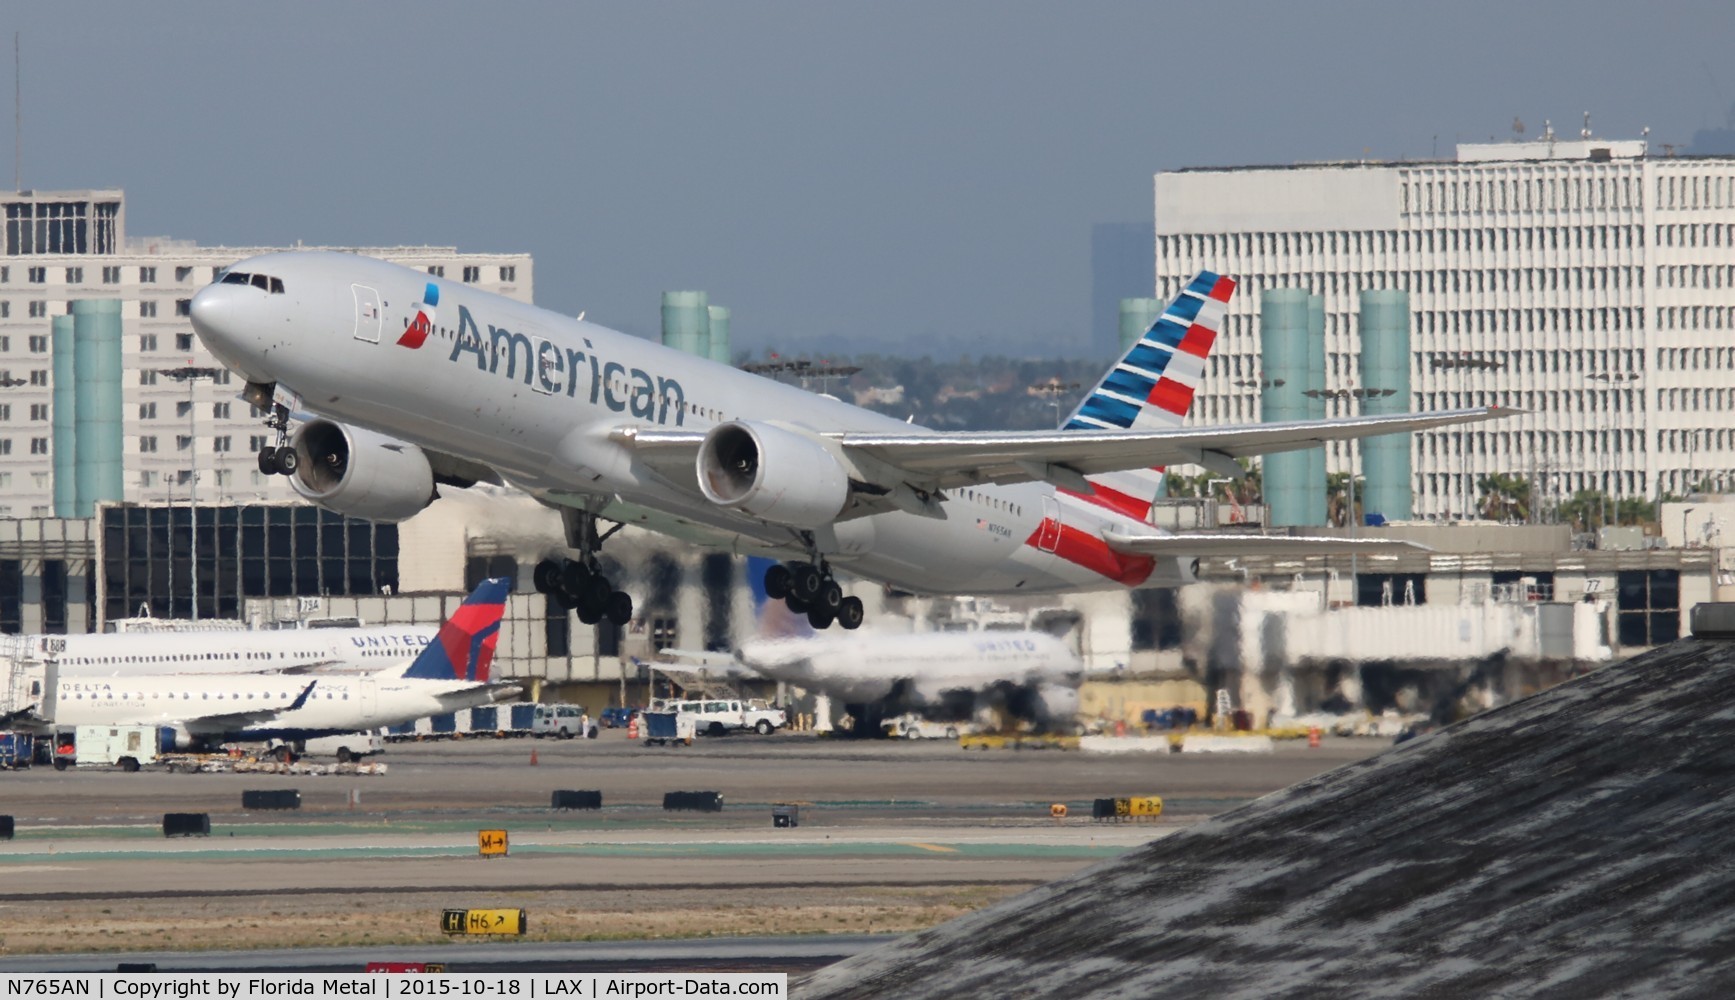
{"left": 0, "top": 732, "right": 1382, "bottom": 971}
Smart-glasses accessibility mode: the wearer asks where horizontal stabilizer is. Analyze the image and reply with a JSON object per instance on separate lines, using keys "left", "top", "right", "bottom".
{"left": 1101, "top": 529, "right": 1431, "bottom": 558}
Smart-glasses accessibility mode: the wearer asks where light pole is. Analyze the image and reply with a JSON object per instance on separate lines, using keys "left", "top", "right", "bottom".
{"left": 1030, "top": 380, "right": 1081, "bottom": 429}
{"left": 156, "top": 364, "right": 223, "bottom": 620}
{"left": 1430, "top": 354, "right": 1505, "bottom": 519}
{"left": 1585, "top": 372, "right": 1641, "bottom": 528}
{"left": 1303, "top": 386, "right": 1396, "bottom": 602}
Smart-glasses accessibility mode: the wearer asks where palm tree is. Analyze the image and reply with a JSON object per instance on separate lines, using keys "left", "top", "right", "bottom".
{"left": 1557, "top": 489, "right": 1612, "bottom": 532}
{"left": 1326, "top": 472, "right": 1364, "bottom": 527}
{"left": 1476, "top": 473, "right": 1532, "bottom": 523}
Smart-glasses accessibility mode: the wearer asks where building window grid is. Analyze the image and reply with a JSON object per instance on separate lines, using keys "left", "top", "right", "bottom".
{"left": 1166, "top": 158, "right": 1729, "bottom": 518}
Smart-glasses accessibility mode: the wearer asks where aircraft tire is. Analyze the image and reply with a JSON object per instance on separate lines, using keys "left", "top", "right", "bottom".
{"left": 785, "top": 595, "right": 809, "bottom": 614}
{"left": 561, "top": 559, "right": 593, "bottom": 594}
{"left": 764, "top": 564, "right": 791, "bottom": 600}
{"left": 605, "top": 590, "right": 633, "bottom": 626}
{"left": 257, "top": 447, "right": 279, "bottom": 475}
{"left": 818, "top": 581, "right": 844, "bottom": 612}
{"left": 837, "top": 596, "right": 865, "bottom": 630}
{"left": 575, "top": 601, "right": 603, "bottom": 626}
{"left": 790, "top": 564, "right": 824, "bottom": 602}
{"left": 806, "top": 604, "right": 836, "bottom": 630}
{"left": 533, "top": 559, "right": 563, "bottom": 594}
{"left": 275, "top": 446, "right": 298, "bottom": 475}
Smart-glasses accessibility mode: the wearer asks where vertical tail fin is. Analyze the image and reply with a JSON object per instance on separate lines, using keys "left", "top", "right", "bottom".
{"left": 1061, "top": 270, "right": 1236, "bottom": 520}
{"left": 403, "top": 577, "right": 511, "bottom": 682}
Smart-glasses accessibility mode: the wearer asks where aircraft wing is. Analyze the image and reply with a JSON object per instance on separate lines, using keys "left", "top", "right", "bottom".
{"left": 1101, "top": 529, "right": 1430, "bottom": 558}
{"left": 182, "top": 682, "right": 320, "bottom": 733}
{"left": 619, "top": 406, "right": 1516, "bottom": 505}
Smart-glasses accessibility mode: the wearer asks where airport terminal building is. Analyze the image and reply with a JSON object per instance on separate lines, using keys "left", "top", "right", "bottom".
{"left": 1155, "top": 136, "right": 1735, "bottom": 519}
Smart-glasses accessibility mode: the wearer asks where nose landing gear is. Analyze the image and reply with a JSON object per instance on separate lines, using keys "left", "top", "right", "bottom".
{"left": 256, "top": 404, "right": 297, "bottom": 477}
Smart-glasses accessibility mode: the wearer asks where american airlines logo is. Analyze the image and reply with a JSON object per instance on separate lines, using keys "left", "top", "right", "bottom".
{"left": 443, "top": 305, "right": 688, "bottom": 426}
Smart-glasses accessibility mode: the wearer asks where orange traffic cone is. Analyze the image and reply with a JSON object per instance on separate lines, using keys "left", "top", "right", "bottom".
{"left": 529, "top": 748, "right": 539, "bottom": 766}
{"left": 627, "top": 717, "right": 639, "bottom": 740}
{"left": 1307, "top": 726, "right": 1321, "bottom": 749}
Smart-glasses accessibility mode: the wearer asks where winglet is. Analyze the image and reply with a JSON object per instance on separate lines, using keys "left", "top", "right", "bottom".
{"left": 404, "top": 578, "right": 512, "bottom": 682}
{"left": 287, "top": 680, "right": 318, "bottom": 711}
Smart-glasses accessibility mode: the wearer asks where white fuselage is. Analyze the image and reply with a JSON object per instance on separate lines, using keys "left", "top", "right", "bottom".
{"left": 40, "top": 625, "right": 437, "bottom": 678}
{"left": 54, "top": 671, "right": 515, "bottom": 740}
{"left": 736, "top": 629, "right": 1080, "bottom": 705}
{"left": 191, "top": 252, "right": 1186, "bottom": 597}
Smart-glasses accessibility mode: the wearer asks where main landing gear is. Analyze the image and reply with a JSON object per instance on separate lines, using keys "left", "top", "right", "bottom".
{"left": 256, "top": 403, "right": 297, "bottom": 477}
{"left": 763, "top": 559, "right": 863, "bottom": 631}
{"left": 533, "top": 511, "right": 634, "bottom": 627}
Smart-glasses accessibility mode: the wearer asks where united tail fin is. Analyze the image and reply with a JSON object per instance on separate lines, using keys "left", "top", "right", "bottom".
{"left": 1061, "top": 270, "right": 1236, "bottom": 520}
{"left": 403, "top": 577, "right": 511, "bottom": 682}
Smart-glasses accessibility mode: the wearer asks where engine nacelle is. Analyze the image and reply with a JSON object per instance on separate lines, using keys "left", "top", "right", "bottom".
{"left": 160, "top": 724, "right": 200, "bottom": 752}
{"left": 290, "top": 420, "right": 436, "bottom": 523}
{"left": 696, "top": 421, "right": 849, "bottom": 528}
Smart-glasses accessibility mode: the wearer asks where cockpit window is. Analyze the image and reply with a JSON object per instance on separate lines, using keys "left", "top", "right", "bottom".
{"left": 217, "top": 271, "right": 286, "bottom": 294}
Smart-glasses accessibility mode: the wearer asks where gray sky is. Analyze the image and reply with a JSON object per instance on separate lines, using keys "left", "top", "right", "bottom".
{"left": 13, "top": 1, "right": 1735, "bottom": 357}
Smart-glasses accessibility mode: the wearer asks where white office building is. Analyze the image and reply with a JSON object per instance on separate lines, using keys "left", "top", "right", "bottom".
{"left": 1155, "top": 137, "right": 1735, "bottom": 519}
{"left": 0, "top": 189, "right": 533, "bottom": 517}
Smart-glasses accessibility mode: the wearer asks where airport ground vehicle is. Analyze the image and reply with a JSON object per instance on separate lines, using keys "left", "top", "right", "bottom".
{"left": 265, "top": 730, "right": 385, "bottom": 762}
{"left": 641, "top": 711, "right": 696, "bottom": 747}
{"left": 0, "top": 731, "right": 36, "bottom": 769}
{"left": 532, "top": 704, "right": 589, "bottom": 739}
{"left": 56, "top": 725, "right": 161, "bottom": 771}
{"left": 744, "top": 700, "right": 788, "bottom": 735}
{"left": 600, "top": 707, "right": 639, "bottom": 729}
{"left": 650, "top": 699, "right": 745, "bottom": 736}
{"left": 882, "top": 714, "right": 962, "bottom": 740}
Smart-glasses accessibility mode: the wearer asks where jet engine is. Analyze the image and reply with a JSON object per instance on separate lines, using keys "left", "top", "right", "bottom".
{"left": 696, "top": 421, "right": 849, "bottom": 528}
{"left": 160, "top": 724, "right": 202, "bottom": 752}
{"left": 289, "top": 419, "right": 437, "bottom": 523}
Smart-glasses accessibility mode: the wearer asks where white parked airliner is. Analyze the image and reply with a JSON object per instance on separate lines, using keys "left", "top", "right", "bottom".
{"left": 27, "top": 622, "right": 437, "bottom": 679}
{"left": 29, "top": 579, "right": 517, "bottom": 750}
{"left": 189, "top": 254, "right": 1512, "bottom": 631}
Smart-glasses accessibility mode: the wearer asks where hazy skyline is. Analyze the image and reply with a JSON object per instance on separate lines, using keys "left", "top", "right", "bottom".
{"left": 12, "top": 2, "right": 1735, "bottom": 358}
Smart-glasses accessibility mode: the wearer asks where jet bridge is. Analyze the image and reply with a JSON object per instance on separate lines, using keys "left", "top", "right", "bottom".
{"left": 0, "top": 635, "right": 56, "bottom": 731}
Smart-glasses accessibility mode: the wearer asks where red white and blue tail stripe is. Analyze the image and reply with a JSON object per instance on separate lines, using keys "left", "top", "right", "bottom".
{"left": 403, "top": 577, "right": 510, "bottom": 683}
{"left": 1060, "top": 271, "right": 1235, "bottom": 522}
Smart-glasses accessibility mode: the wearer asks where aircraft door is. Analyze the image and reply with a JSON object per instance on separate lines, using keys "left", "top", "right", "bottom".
{"left": 352, "top": 284, "right": 382, "bottom": 343}
{"left": 1036, "top": 495, "right": 1062, "bottom": 553}
{"left": 358, "top": 678, "right": 378, "bottom": 722}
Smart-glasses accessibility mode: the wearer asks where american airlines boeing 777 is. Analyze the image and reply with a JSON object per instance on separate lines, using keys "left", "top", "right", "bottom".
{"left": 190, "top": 253, "right": 1511, "bottom": 631}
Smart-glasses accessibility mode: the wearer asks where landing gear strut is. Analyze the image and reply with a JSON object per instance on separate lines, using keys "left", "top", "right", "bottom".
{"left": 763, "top": 546, "right": 862, "bottom": 631}
{"left": 256, "top": 403, "right": 297, "bottom": 477}
{"left": 533, "top": 509, "right": 634, "bottom": 627}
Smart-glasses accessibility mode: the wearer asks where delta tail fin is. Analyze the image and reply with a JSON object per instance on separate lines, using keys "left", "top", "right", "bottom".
{"left": 402, "top": 577, "right": 511, "bottom": 682}
{"left": 1061, "top": 270, "right": 1236, "bottom": 520}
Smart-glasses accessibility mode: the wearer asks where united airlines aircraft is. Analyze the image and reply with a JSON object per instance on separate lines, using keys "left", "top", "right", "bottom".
{"left": 190, "top": 253, "right": 1511, "bottom": 631}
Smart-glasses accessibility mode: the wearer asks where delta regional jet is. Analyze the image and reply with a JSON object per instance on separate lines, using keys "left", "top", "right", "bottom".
{"left": 190, "top": 253, "right": 1511, "bottom": 631}
{"left": 20, "top": 580, "right": 517, "bottom": 751}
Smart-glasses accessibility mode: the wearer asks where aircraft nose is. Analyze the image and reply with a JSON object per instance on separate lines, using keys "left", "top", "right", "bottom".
{"left": 188, "top": 283, "right": 235, "bottom": 344}
{"left": 188, "top": 283, "right": 268, "bottom": 381}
